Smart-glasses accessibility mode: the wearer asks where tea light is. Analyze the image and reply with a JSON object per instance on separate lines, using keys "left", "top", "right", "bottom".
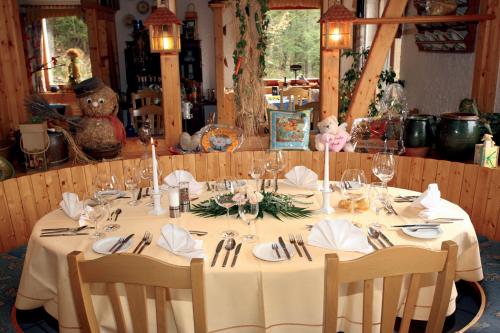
{"left": 168, "top": 186, "right": 180, "bottom": 218}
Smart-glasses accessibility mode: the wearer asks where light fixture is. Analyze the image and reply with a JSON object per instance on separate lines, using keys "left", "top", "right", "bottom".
{"left": 144, "top": 0, "right": 181, "bottom": 53}
{"left": 319, "top": 1, "right": 355, "bottom": 50}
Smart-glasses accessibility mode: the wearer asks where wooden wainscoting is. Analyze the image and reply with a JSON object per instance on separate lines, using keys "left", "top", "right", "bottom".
{"left": 0, "top": 152, "right": 499, "bottom": 252}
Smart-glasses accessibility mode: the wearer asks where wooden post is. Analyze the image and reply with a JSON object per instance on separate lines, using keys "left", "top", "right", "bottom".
{"left": 320, "top": 0, "right": 340, "bottom": 120}
{"left": 210, "top": 3, "right": 227, "bottom": 124}
{"left": 83, "top": 8, "right": 103, "bottom": 79}
{"left": 161, "top": 54, "right": 182, "bottom": 147}
{"left": 345, "top": 0, "right": 408, "bottom": 128}
{"left": 472, "top": 0, "right": 499, "bottom": 113}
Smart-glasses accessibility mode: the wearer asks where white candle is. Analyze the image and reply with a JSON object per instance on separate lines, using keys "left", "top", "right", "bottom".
{"left": 323, "top": 138, "right": 329, "bottom": 191}
{"left": 151, "top": 138, "right": 159, "bottom": 194}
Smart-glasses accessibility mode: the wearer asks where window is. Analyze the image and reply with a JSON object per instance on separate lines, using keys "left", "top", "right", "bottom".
{"left": 265, "top": 9, "right": 321, "bottom": 80}
{"left": 42, "top": 16, "right": 92, "bottom": 86}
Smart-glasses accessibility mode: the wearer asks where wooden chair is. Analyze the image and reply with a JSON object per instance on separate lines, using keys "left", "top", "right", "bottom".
{"left": 131, "top": 89, "right": 162, "bottom": 110}
{"left": 131, "top": 104, "right": 164, "bottom": 136}
{"left": 280, "top": 87, "right": 310, "bottom": 111}
{"left": 296, "top": 101, "right": 320, "bottom": 130}
{"left": 323, "top": 241, "right": 458, "bottom": 333}
{"left": 68, "top": 252, "right": 207, "bottom": 333}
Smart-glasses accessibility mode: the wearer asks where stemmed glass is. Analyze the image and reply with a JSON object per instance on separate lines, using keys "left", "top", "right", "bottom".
{"left": 265, "top": 150, "right": 286, "bottom": 192}
{"left": 340, "top": 169, "right": 368, "bottom": 222}
{"left": 124, "top": 167, "right": 140, "bottom": 206}
{"left": 212, "top": 178, "right": 239, "bottom": 238}
{"left": 139, "top": 155, "right": 162, "bottom": 206}
{"left": 372, "top": 152, "right": 395, "bottom": 187}
{"left": 239, "top": 201, "right": 259, "bottom": 243}
{"left": 83, "top": 201, "right": 105, "bottom": 239}
{"left": 93, "top": 174, "right": 121, "bottom": 231}
{"left": 249, "top": 158, "right": 265, "bottom": 191}
{"left": 368, "top": 182, "right": 388, "bottom": 231}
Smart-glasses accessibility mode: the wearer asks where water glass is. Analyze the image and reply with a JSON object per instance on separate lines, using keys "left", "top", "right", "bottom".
{"left": 265, "top": 150, "right": 286, "bottom": 192}
{"left": 368, "top": 182, "right": 388, "bottom": 230}
{"left": 84, "top": 202, "right": 105, "bottom": 239}
{"left": 125, "top": 167, "right": 140, "bottom": 206}
{"left": 249, "top": 158, "right": 265, "bottom": 191}
{"left": 239, "top": 202, "right": 259, "bottom": 243}
{"left": 372, "top": 152, "right": 395, "bottom": 186}
{"left": 212, "top": 178, "right": 239, "bottom": 239}
{"left": 340, "top": 169, "right": 368, "bottom": 219}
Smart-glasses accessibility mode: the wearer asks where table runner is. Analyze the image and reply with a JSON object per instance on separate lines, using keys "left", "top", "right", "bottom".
{"left": 16, "top": 182, "right": 483, "bottom": 332}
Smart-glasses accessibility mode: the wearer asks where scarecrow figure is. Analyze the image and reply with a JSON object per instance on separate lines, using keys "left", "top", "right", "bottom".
{"left": 74, "top": 77, "right": 125, "bottom": 157}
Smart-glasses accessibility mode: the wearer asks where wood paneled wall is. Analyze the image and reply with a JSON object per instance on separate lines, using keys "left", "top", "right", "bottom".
{"left": 0, "top": 0, "right": 30, "bottom": 139}
{"left": 0, "top": 152, "right": 499, "bottom": 252}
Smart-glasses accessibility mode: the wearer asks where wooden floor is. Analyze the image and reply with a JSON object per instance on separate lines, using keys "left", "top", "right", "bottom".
{"left": 0, "top": 151, "right": 499, "bottom": 252}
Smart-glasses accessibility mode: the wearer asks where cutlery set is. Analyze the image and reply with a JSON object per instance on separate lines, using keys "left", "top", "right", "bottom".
{"left": 109, "top": 233, "right": 135, "bottom": 254}
{"left": 273, "top": 234, "right": 312, "bottom": 261}
{"left": 211, "top": 239, "right": 242, "bottom": 268}
{"left": 40, "top": 225, "right": 90, "bottom": 237}
{"left": 367, "top": 227, "right": 393, "bottom": 250}
{"left": 133, "top": 232, "right": 152, "bottom": 254}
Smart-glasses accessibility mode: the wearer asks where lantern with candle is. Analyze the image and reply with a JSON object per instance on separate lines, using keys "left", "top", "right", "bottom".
{"left": 319, "top": 2, "right": 355, "bottom": 50}
{"left": 144, "top": 0, "right": 181, "bottom": 53}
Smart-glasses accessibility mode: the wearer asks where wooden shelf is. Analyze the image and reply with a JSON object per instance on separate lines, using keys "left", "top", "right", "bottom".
{"left": 353, "top": 13, "right": 494, "bottom": 25}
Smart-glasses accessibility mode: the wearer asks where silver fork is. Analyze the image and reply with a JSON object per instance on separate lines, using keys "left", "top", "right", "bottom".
{"left": 138, "top": 233, "right": 153, "bottom": 254}
{"left": 296, "top": 234, "right": 312, "bottom": 261}
{"left": 271, "top": 243, "right": 281, "bottom": 259}
{"left": 133, "top": 231, "right": 150, "bottom": 254}
{"left": 289, "top": 234, "right": 303, "bottom": 257}
{"left": 108, "top": 237, "right": 124, "bottom": 252}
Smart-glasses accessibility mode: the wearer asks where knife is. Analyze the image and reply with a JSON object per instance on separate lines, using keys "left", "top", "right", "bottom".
{"left": 278, "top": 237, "right": 291, "bottom": 260}
{"left": 112, "top": 234, "right": 134, "bottom": 254}
{"left": 367, "top": 237, "right": 379, "bottom": 250}
{"left": 137, "top": 187, "right": 143, "bottom": 200}
{"left": 40, "top": 233, "right": 89, "bottom": 237}
{"left": 379, "top": 232, "right": 394, "bottom": 247}
{"left": 392, "top": 224, "right": 440, "bottom": 228}
{"left": 41, "top": 226, "right": 88, "bottom": 234}
{"left": 211, "top": 240, "right": 225, "bottom": 267}
{"left": 231, "top": 243, "right": 242, "bottom": 267}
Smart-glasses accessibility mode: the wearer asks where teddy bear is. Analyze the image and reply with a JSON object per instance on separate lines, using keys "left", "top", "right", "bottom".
{"left": 315, "top": 115, "right": 353, "bottom": 152}
{"left": 74, "top": 77, "right": 125, "bottom": 157}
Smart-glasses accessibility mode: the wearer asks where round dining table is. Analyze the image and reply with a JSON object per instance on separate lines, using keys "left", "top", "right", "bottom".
{"left": 15, "top": 181, "right": 483, "bottom": 333}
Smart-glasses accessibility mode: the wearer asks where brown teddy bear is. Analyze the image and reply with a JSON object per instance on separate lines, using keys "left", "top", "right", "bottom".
{"left": 74, "top": 78, "right": 125, "bottom": 156}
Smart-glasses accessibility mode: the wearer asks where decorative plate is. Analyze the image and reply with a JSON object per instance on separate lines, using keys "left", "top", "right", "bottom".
{"left": 136, "top": 1, "right": 150, "bottom": 14}
{"left": 0, "top": 156, "right": 15, "bottom": 181}
{"left": 199, "top": 124, "right": 244, "bottom": 153}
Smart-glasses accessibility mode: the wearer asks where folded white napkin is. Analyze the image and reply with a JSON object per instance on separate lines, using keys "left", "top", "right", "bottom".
{"left": 411, "top": 183, "right": 443, "bottom": 219}
{"left": 59, "top": 192, "right": 83, "bottom": 221}
{"left": 284, "top": 166, "right": 318, "bottom": 190}
{"left": 308, "top": 219, "right": 373, "bottom": 253}
{"left": 157, "top": 224, "right": 205, "bottom": 259}
{"left": 164, "top": 170, "right": 203, "bottom": 195}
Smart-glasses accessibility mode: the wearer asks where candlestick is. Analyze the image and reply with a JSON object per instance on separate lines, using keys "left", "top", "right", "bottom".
{"left": 148, "top": 138, "right": 166, "bottom": 216}
{"left": 323, "top": 138, "right": 330, "bottom": 191}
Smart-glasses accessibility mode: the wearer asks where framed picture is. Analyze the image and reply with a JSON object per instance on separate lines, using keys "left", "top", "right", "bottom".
{"left": 268, "top": 109, "right": 311, "bottom": 150}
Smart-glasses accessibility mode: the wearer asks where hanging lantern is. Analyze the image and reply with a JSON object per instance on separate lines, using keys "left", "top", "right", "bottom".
{"left": 144, "top": 1, "right": 181, "bottom": 53}
{"left": 319, "top": 2, "right": 355, "bottom": 50}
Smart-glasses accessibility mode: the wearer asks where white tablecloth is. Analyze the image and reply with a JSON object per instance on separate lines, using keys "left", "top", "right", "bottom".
{"left": 16, "top": 182, "right": 483, "bottom": 333}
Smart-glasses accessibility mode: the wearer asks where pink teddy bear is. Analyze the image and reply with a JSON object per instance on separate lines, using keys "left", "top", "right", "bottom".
{"left": 315, "top": 115, "right": 353, "bottom": 152}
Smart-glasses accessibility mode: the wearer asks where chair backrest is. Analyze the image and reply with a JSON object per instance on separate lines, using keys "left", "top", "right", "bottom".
{"left": 280, "top": 87, "right": 310, "bottom": 111}
{"left": 323, "top": 241, "right": 457, "bottom": 333}
{"left": 131, "top": 104, "right": 164, "bottom": 136}
{"left": 131, "top": 89, "right": 162, "bottom": 110}
{"left": 68, "top": 252, "right": 207, "bottom": 333}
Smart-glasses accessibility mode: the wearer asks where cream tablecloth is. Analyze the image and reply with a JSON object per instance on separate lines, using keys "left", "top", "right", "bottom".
{"left": 15, "top": 181, "right": 483, "bottom": 333}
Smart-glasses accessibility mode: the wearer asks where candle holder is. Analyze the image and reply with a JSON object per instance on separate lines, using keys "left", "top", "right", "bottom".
{"left": 167, "top": 186, "right": 181, "bottom": 218}
{"left": 179, "top": 181, "right": 190, "bottom": 212}
{"left": 149, "top": 192, "right": 167, "bottom": 216}
{"left": 318, "top": 188, "right": 335, "bottom": 215}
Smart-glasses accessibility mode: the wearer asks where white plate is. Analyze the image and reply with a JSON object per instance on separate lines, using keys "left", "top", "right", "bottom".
{"left": 92, "top": 236, "right": 133, "bottom": 254}
{"left": 253, "top": 242, "right": 295, "bottom": 262}
{"left": 402, "top": 226, "right": 443, "bottom": 239}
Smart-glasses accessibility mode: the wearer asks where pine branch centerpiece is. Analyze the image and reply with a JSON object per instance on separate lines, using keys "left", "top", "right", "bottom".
{"left": 191, "top": 191, "right": 312, "bottom": 221}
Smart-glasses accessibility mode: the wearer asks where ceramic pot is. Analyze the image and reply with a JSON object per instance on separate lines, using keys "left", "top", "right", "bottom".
{"left": 404, "top": 115, "right": 436, "bottom": 156}
{"left": 437, "top": 113, "right": 481, "bottom": 161}
{"left": 83, "top": 143, "right": 121, "bottom": 160}
{"left": 47, "top": 131, "right": 69, "bottom": 166}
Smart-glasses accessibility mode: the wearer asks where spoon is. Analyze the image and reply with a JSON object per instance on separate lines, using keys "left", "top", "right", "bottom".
{"left": 222, "top": 238, "right": 236, "bottom": 267}
{"left": 113, "top": 208, "right": 122, "bottom": 222}
{"left": 368, "top": 227, "right": 387, "bottom": 248}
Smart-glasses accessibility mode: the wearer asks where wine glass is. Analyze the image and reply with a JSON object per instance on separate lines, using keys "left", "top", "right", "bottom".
{"left": 239, "top": 201, "right": 259, "bottom": 243}
{"left": 139, "top": 155, "right": 163, "bottom": 206}
{"left": 372, "top": 152, "right": 395, "bottom": 187}
{"left": 340, "top": 169, "right": 368, "bottom": 222}
{"left": 212, "top": 178, "right": 239, "bottom": 238}
{"left": 124, "top": 167, "right": 140, "bottom": 206}
{"left": 83, "top": 201, "right": 105, "bottom": 239}
{"left": 368, "top": 182, "right": 388, "bottom": 231}
{"left": 93, "top": 173, "right": 121, "bottom": 231}
{"left": 265, "top": 150, "right": 286, "bottom": 192}
{"left": 249, "top": 158, "right": 265, "bottom": 191}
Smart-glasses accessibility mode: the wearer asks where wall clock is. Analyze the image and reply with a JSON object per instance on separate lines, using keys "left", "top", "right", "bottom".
{"left": 136, "top": 1, "right": 150, "bottom": 15}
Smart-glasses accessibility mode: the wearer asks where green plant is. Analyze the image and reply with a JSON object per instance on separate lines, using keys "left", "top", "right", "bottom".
{"left": 339, "top": 48, "right": 404, "bottom": 122}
